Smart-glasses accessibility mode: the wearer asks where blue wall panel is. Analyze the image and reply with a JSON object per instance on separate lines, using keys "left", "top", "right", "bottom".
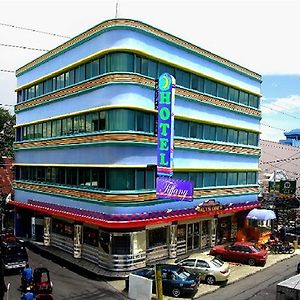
{"left": 18, "top": 29, "right": 260, "bottom": 94}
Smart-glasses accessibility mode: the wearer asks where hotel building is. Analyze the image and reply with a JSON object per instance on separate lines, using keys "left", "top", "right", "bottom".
{"left": 12, "top": 18, "right": 261, "bottom": 273}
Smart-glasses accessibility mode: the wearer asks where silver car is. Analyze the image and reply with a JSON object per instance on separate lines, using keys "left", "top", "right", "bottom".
{"left": 177, "top": 254, "right": 230, "bottom": 285}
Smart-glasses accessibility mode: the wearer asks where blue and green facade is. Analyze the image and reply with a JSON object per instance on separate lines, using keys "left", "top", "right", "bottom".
{"left": 13, "top": 18, "right": 261, "bottom": 273}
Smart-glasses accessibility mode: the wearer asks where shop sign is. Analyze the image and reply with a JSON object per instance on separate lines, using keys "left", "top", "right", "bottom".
{"left": 269, "top": 180, "right": 296, "bottom": 195}
{"left": 156, "top": 177, "right": 193, "bottom": 201}
{"left": 195, "top": 199, "right": 222, "bottom": 213}
{"left": 156, "top": 73, "right": 175, "bottom": 177}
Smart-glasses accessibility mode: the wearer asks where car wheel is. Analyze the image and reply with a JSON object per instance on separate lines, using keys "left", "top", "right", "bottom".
{"left": 205, "top": 275, "right": 216, "bottom": 285}
{"left": 172, "top": 288, "right": 181, "bottom": 298}
{"left": 248, "top": 258, "right": 256, "bottom": 266}
{"left": 289, "top": 247, "right": 295, "bottom": 254}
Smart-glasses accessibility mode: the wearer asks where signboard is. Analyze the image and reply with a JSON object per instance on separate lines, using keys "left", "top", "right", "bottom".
{"left": 195, "top": 199, "right": 222, "bottom": 213}
{"left": 156, "top": 177, "right": 193, "bottom": 201}
{"left": 269, "top": 180, "right": 296, "bottom": 195}
{"left": 156, "top": 73, "right": 175, "bottom": 177}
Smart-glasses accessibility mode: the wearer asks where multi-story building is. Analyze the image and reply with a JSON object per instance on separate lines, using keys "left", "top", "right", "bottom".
{"left": 279, "top": 129, "right": 300, "bottom": 147}
{"left": 12, "top": 18, "right": 261, "bottom": 273}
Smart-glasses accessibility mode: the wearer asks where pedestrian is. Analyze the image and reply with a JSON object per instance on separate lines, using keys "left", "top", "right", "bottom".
{"left": 22, "top": 263, "right": 33, "bottom": 290}
{"left": 279, "top": 224, "right": 287, "bottom": 243}
{"left": 0, "top": 256, "right": 7, "bottom": 300}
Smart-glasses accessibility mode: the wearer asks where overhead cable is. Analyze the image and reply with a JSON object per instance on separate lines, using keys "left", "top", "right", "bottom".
{"left": 0, "top": 43, "right": 48, "bottom": 52}
{"left": 0, "top": 22, "right": 70, "bottom": 39}
{"left": 0, "top": 69, "right": 14, "bottom": 73}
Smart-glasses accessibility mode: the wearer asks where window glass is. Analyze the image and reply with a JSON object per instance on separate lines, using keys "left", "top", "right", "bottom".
{"left": 141, "top": 57, "right": 149, "bottom": 76}
{"left": 109, "top": 52, "right": 134, "bottom": 72}
{"left": 190, "top": 123, "right": 203, "bottom": 139}
{"left": 189, "top": 172, "right": 203, "bottom": 188}
{"left": 36, "top": 83, "right": 44, "bottom": 97}
{"left": 36, "top": 167, "right": 45, "bottom": 182}
{"left": 248, "top": 132, "right": 258, "bottom": 146}
{"left": 217, "top": 84, "right": 228, "bottom": 99}
{"left": 146, "top": 168, "right": 155, "bottom": 189}
{"left": 148, "top": 60, "right": 157, "bottom": 78}
{"left": 62, "top": 117, "right": 73, "bottom": 135}
{"left": 158, "top": 63, "right": 175, "bottom": 77}
{"left": 191, "top": 75, "right": 204, "bottom": 92}
{"left": 99, "top": 56, "right": 106, "bottom": 75}
{"left": 34, "top": 123, "right": 43, "bottom": 139}
{"left": 228, "top": 172, "right": 238, "bottom": 185}
{"left": 175, "top": 120, "right": 189, "bottom": 137}
{"left": 228, "top": 87, "right": 239, "bottom": 103}
{"left": 83, "top": 227, "right": 98, "bottom": 247}
{"left": 85, "top": 62, "right": 92, "bottom": 79}
{"left": 66, "top": 167, "right": 77, "bottom": 185}
{"left": 238, "top": 131, "right": 248, "bottom": 145}
{"left": 238, "top": 172, "right": 247, "bottom": 185}
{"left": 28, "top": 86, "right": 36, "bottom": 99}
{"left": 239, "top": 91, "right": 249, "bottom": 106}
{"left": 108, "top": 109, "right": 135, "bottom": 131}
{"left": 44, "top": 78, "right": 53, "bottom": 94}
{"left": 65, "top": 70, "right": 75, "bottom": 86}
{"left": 56, "top": 74, "right": 65, "bottom": 89}
{"left": 78, "top": 168, "right": 91, "bottom": 186}
{"left": 249, "top": 94, "right": 259, "bottom": 108}
{"left": 247, "top": 172, "right": 257, "bottom": 184}
{"left": 91, "top": 59, "right": 100, "bottom": 77}
{"left": 148, "top": 228, "right": 167, "bottom": 247}
{"left": 175, "top": 69, "right": 190, "bottom": 88}
{"left": 107, "top": 169, "right": 135, "bottom": 190}
{"left": 203, "top": 124, "right": 216, "bottom": 141}
{"left": 216, "top": 127, "right": 228, "bottom": 142}
{"left": 203, "top": 172, "right": 216, "bottom": 187}
{"left": 181, "top": 259, "right": 195, "bottom": 267}
{"left": 99, "top": 111, "right": 106, "bottom": 130}
{"left": 228, "top": 128, "right": 238, "bottom": 144}
{"left": 91, "top": 168, "right": 99, "bottom": 187}
{"left": 216, "top": 172, "right": 227, "bottom": 186}
{"left": 196, "top": 260, "right": 210, "bottom": 268}
{"left": 204, "top": 79, "right": 217, "bottom": 96}
{"left": 46, "top": 121, "right": 52, "bottom": 137}
{"left": 52, "top": 119, "right": 61, "bottom": 137}
{"left": 136, "top": 169, "right": 145, "bottom": 189}
{"left": 86, "top": 112, "right": 99, "bottom": 132}
{"left": 112, "top": 235, "right": 131, "bottom": 255}
{"left": 74, "top": 115, "right": 85, "bottom": 133}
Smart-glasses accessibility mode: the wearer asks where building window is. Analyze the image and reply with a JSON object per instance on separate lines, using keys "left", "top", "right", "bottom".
{"left": 203, "top": 172, "right": 216, "bottom": 187}
{"left": 111, "top": 235, "right": 131, "bottom": 255}
{"left": 83, "top": 227, "right": 98, "bottom": 247}
{"left": 148, "top": 228, "right": 167, "bottom": 248}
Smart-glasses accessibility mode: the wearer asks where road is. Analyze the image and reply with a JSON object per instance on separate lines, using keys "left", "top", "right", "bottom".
{"left": 4, "top": 249, "right": 128, "bottom": 300}
{"left": 198, "top": 253, "right": 300, "bottom": 300}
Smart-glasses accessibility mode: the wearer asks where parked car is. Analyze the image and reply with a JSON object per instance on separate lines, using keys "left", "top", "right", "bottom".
{"left": 209, "top": 241, "right": 268, "bottom": 266}
{"left": 125, "top": 264, "right": 200, "bottom": 298}
{"left": 176, "top": 254, "right": 230, "bottom": 285}
{"left": 286, "top": 226, "right": 300, "bottom": 243}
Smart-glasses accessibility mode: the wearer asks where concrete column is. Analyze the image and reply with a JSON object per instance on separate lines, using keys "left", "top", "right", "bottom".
{"left": 169, "top": 224, "right": 177, "bottom": 258}
{"left": 43, "top": 217, "right": 51, "bottom": 246}
{"left": 74, "top": 224, "right": 83, "bottom": 258}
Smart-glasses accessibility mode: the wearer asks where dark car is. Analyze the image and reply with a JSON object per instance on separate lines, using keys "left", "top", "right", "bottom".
{"left": 209, "top": 242, "right": 268, "bottom": 266}
{"left": 1, "top": 234, "right": 28, "bottom": 271}
{"left": 126, "top": 264, "right": 200, "bottom": 298}
{"left": 286, "top": 226, "right": 300, "bottom": 243}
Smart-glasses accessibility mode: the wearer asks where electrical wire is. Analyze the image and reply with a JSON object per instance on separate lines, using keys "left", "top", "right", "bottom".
{"left": 261, "top": 104, "right": 300, "bottom": 120}
{"left": 0, "top": 43, "right": 48, "bottom": 52}
{"left": 0, "top": 69, "right": 14, "bottom": 73}
{"left": 0, "top": 22, "right": 70, "bottom": 39}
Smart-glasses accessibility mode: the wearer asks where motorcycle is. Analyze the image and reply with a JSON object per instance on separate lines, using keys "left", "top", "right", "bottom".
{"left": 269, "top": 241, "right": 295, "bottom": 254}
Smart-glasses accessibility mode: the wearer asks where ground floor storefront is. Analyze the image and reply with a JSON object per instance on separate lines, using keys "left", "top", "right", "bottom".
{"left": 12, "top": 206, "right": 253, "bottom": 273}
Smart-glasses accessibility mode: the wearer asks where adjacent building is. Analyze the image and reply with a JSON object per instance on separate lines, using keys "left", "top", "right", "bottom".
{"left": 279, "top": 129, "right": 300, "bottom": 147}
{"left": 12, "top": 18, "right": 262, "bottom": 273}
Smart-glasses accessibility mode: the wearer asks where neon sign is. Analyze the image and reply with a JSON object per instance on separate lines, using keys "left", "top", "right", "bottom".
{"left": 156, "top": 73, "right": 175, "bottom": 177}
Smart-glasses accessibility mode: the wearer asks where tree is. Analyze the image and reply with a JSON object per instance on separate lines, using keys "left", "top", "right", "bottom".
{"left": 0, "top": 107, "right": 15, "bottom": 159}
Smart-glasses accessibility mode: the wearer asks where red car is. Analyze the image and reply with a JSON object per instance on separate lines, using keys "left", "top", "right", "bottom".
{"left": 209, "top": 242, "right": 268, "bottom": 266}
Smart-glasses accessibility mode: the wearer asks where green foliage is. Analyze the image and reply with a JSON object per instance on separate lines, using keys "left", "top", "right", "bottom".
{"left": 0, "top": 107, "right": 15, "bottom": 159}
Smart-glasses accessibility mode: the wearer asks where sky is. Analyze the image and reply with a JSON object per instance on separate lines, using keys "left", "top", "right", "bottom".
{"left": 1, "top": 0, "right": 300, "bottom": 142}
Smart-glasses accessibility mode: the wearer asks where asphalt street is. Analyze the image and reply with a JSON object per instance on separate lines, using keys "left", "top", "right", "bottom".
{"left": 4, "top": 249, "right": 127, "bottom": 300}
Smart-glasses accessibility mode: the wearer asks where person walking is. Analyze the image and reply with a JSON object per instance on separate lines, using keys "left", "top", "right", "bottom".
{"left": 279, "top": 224, "right": 287, "bottom": 243}
{"left": 0, "top": 256, "right": 7, "bottom": 300}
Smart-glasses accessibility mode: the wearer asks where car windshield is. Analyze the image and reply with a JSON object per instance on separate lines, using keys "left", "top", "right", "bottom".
{"left": 250, "top": 245, "right": 260, "bottom": 252}
{"left": 177, "top": 267, "right": 191, "bottom": 280}
{"left": 211, "top": 257, "right": 224, "bottom": 267}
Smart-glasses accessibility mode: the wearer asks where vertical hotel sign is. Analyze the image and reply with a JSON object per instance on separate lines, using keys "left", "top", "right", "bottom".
{"left": 157, "top": 73, "right": 175, "bottom": 177}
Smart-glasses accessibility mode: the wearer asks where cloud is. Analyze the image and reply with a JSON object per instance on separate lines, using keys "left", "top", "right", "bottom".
{"left": 261, "top": 95, "right": 300, "bottom": 115}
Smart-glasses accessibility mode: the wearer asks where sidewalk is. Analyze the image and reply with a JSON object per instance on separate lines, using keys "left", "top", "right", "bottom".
{"left": 110, "top": 249, "right": 300, "bottom": 299}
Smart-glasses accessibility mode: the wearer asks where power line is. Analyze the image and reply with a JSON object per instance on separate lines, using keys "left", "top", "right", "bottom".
{"left": 261, "top": 104, "right": 300, "bottom": 120}
{"left": 0, "top": 43, "right": 48, "bottom": 52}
{"left": 0, "top": 22, "right": 70, "bottom": 39}
{"left": 0, "top": 103, "right": 14, "bottom": 107}
{"left": 0, "top": 69, "right": 14, "bottom": 73}
{"left": 260, "top": 122, "right": 286, "bottom": 132}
